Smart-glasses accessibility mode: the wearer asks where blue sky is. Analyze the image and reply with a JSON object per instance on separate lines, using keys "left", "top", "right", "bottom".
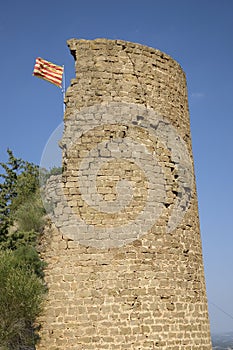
{"left": 1, "top": 0, "right": 233, "bottom": 334}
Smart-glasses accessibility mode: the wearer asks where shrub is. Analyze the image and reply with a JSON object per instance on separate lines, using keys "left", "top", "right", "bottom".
{"left": 0, "top": 250, "right": 46, "bottom": 349}
{"left": 0, "top": 150, "right": 47, "bottom": 349}
{"left": 14, "top": 193, "right": 45, "bottom": 233}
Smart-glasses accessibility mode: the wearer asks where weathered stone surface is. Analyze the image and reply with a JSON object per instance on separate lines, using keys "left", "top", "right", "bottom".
{"left": 37, "top": 38, "right": 212, "bottom": 349}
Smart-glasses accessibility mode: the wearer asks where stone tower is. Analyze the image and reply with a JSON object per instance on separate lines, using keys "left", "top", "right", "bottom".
{"left": 37, "top": 39, "right": 212, "bottom": 349}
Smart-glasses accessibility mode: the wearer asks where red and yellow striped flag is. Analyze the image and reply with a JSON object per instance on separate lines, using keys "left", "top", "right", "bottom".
{"left": 33, "top": 57, "right": 64, "bottom": 87}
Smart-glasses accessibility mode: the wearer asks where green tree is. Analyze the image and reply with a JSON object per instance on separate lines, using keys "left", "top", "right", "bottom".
{"left": 0, "top": 149, "right": 44, "bottom": 248}
{"left": 0, "top": 149, "right": 22, "bottom": 238}
{"left": 0, "top": 149, "right": 47, "bottom": 349}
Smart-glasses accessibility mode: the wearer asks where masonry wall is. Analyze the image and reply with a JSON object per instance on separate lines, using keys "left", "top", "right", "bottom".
{"left": 37, "top": 39, "right": 212, "bottom": 349}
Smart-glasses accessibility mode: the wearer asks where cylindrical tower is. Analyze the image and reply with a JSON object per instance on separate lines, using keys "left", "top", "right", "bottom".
{"left": 38, "top": 39, "right": 212, "bottom": 349}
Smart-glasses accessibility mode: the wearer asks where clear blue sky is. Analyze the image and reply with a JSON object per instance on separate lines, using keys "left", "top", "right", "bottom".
{"left": 1, "top": 0, "right": 233, "bottom": 335}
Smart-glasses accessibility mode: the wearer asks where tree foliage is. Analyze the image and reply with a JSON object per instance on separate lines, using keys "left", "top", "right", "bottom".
{"left": 0, "top": 250, "right": 46, "bottom": 349}
{"left": 0, "top": 149, "right": 42, "bottom": 245}
{"left": 0, "top": 149, "right": 47, "bottom": 349}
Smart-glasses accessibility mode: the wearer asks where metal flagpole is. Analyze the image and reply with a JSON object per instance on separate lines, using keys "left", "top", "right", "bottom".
{"left": 62, "top": 65, "right": 66, "bottom": 114}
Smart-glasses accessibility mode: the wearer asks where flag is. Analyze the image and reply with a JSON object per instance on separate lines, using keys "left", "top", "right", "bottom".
{"left": 33, "top": 57, "right": 64, "bottom": 87}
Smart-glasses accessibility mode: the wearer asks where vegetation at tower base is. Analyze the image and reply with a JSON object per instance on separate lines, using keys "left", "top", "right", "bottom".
{"left": 0, "top": 250, "right": 45, "bottom": 350}
{"left": 0, "top": 149, "right": 47, "bottom": 349}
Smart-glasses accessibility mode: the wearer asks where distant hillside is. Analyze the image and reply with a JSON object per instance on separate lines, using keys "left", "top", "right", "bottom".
{"left": 212, "top": 332, "right": 233, "bottom": 349}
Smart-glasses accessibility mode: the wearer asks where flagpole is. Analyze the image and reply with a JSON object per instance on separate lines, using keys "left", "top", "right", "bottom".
{"left": 62, "top": 65, "right": 66, "bottom": 114}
